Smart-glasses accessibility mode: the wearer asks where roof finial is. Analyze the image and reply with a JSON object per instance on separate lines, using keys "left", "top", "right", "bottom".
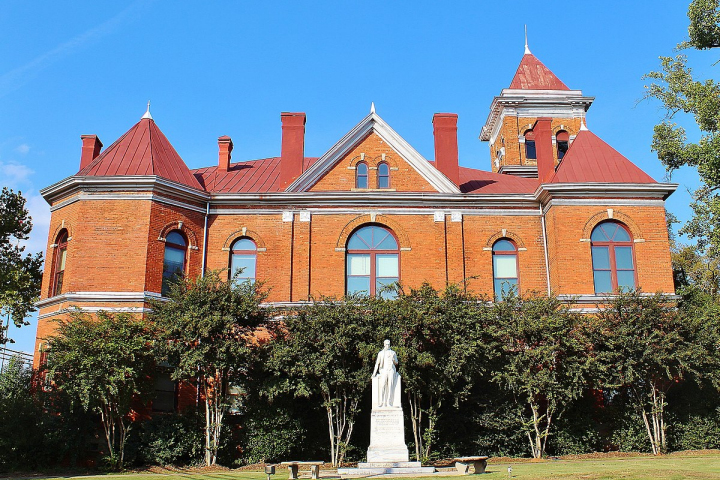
{"left": 524, "top": 25, "right": 531, "bottom": 54}
{"left": 580, "top": 117, "right": 589, "bottom": 131}
{"left": 142, "top": 101, "right": 153, "bottom": 120}
{"left": 370, "top": 102, "right": 376, "bottom": 114}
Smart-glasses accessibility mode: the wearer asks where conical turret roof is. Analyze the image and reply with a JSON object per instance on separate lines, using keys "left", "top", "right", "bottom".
{"left": 509, "top": 53, "right": 570, "bottom": 90}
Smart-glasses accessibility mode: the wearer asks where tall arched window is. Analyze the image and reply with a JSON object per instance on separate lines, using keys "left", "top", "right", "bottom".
{"left": 492, "top": 239, "right": 519, "bottom": 299}
{"left": 524, "top": 129, "right": 536, "bottom": 160}
{"left": 230, "top": 237, "right": 257, "bottom": 284}
{"left": 162, "top": 231, "right": 187, "bottom": 296}
{"left": 556, "top": 130, "right": 569, "bottom": 160}
{"left": 346, "top": 225, "right": 399, "bottom": 298}
{"left": 377, "top": 162, "right": 390, "bottom": 189}
{"left": 52, "top": 230, "right": 68, "bottom": 296}
{"left": 356, "top": 162, "right": 368, "bottom": 189}
{"left": 591, "top": 221, "right": 636, "bottom": 294}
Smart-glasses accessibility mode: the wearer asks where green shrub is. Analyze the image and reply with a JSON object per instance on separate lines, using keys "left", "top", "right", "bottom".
{"left": 610, "top": 410, "right": 652, "bottom": 453}
{"left": 670, "top": 408, "right": 720, "bottom": 451}
{"left": 236, "top": 403, "right": 306, "bottom": 465}
{"left": 138, "top": 413, "right": 203, "bottom": 466}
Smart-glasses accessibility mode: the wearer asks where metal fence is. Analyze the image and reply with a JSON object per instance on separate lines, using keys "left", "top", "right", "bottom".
{"left": 0, "top": 347, "right": 33, "bottom": 372}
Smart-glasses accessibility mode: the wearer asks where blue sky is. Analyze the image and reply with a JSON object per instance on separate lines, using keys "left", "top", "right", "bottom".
{"left": 0, "top": 1, "right": 713, "bottom": 353}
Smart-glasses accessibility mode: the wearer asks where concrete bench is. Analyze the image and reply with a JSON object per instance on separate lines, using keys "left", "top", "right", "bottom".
{"left": 280, "top": 461, "right": 324, "bottom": 480}
{"left": 453, "top": 456, "right": 489, "bottom": 474}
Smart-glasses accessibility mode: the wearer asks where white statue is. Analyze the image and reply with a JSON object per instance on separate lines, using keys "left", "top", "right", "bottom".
{"left": 373, "top": 339, "right": 399, "bottom": 407}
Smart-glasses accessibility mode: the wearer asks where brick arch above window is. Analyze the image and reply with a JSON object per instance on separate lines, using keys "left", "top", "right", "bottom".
{"left": 552, "top": 124, "right": 572, "bottom": 135}
{"left": 158, "top": 221, "right": 199, "bottom": 251}
{"left": 484, "top": 230, "right": 527, "bottom": 250}
{"left": 369, "top": 154, "right": 399, "bottom": 170}
{"left": 50, "top": 221, "right": 74, "bottom": 245}
{"left": 335, "top": 214, "right": 411, "bottom": 251}
{"left": 221, "top": 228, "right": 267, "bottom": 252}
{"left": 582, "top": 210, "right": 644, "bottom": 241}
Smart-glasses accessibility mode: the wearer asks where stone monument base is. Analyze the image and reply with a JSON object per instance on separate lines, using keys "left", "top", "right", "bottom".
{"left": 338, "top": 461, "right": 436, "bottom": 476}
{"left": 367, "top": 408, "right": 408, "bottom": 462}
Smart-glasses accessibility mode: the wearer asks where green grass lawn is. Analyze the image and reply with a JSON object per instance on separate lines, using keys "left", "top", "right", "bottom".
{"left": 5, "top": 453, "right": 720, "bottom": 480}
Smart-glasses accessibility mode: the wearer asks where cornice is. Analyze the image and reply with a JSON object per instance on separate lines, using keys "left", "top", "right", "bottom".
{"left": 535, "top": 182, "right": 678, "bottom": 204}
{"left": 36, "top": 291, "right": 164, "bottom": 310}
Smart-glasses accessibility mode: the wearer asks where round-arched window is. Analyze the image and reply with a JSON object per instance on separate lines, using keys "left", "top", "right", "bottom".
{"left": 591, "top": 221, "right": 636, "bottom": 293}
{"left": 356, "top": 162, "right": 368, "bottom": 189}
{"left": 162, "top": 230, "right": 187, "bottom": 296}
{"left": 556, "top": 130, "right": 570, "bottom": 159}
{"left": 492, "top": 239, "right": 519, "bottom": 299}
{"left": 377, "top": 162, "right": 390, "bottom": 189}
{"left": 524, "top": 129, "right": 536, "bottom": 160}
{"left": 346, "top": 225, "right": 399, "bottom": 298}
{"left": 230, "top": 237, "right": 257, "bottom": 284}
{"left": 52, "top": 230, "right": 69, "bottom": 296}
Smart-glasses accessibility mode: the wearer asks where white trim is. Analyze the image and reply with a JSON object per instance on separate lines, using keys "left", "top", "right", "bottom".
{"left": 38, "top": 306, "right": 152, "bottom": 320}
{"left": 36, "top": 291, "right": 163, "bottom": 309}
{"left": 209, "top": 207, "right": 541, "bottom": 216}
{"left": 542, "top": 198, "right": 667, "bottom": 212}
{"left": 286, "top": 112, "right": 460, "bottom": 194}
{"left": 536, "top": 183, "right": 678, "bottom": 203}
{"left": 49, "top": 192, "right": 207, "bottom": 214}
{"left": 557, "top": 293, "right": 680, "bottom": 304}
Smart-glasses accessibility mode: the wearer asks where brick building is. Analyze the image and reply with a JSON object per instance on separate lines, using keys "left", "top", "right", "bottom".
{"left": 34, "top": 48, "right": 676, "bottom": 372}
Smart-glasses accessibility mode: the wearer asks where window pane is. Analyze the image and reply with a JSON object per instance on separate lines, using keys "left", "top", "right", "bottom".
{"left": 493, "top": 240, "right": 516, "bottom": 252}
{"left": 494, "top": 278, "right": 517, "bottom": 299}
{"left": 378, "top": 175, "right": 389, "bottom": 189}
{"left": 557, "top": 141, "right": 568, "bottom": 159}
{"left": 378, "top": 163, "right": 389, "bottom": 176}
{"left": 593, "top": 271, "right": 613, "bottom": 294}
{"left": 232, "top": 254, "right": 256, "bottom": 279}
{"left": 58, "top": 248, "right": 67, "bottom": 270}
{"left": 347, "top": 276, "right": 370, "bottom": 295}
{"left": 164, "top": 246, "right": 185, "bottom": 270}
{"left": 617, "top": 271, "right": 636, "bottom": 290}
{"left": 376, "top": 278, "right": 399, "bottom": 299}
{"left": 166, "top": 231, "right": 186, "bottom": 246}
{"left": 376, "top": 254, "right": 398, "bottom": 277}
{"left": 356, "top": 175, "right": 368, "bottom": 189}
{"left": 356, "top": 164, "right": 368, "bottom": 189}
{"left": 493, "top": 255, "right": 517, "bottom": 278}
{"left": 614, "top": 246, "right": 634, "bottom": 270}
{"left": 232, "top": 238, "right": 256, "bottom": 251}
{"left": 55, "top": 271, "right": 64, "bottom": 295}
{"left": 375, "top": 233, "right": 398, "bottom": 250}
{"left": 591, "top": 226, "right": 609, "bottom": 241}
{"left": 347, "top": 254, "right": 370, "bottom": 276}
{"left": 592, "top": 246, "right": 610, "bottom": 270}
{"left": 525, "top": 140, "right": 536, "bottom": 159}
{"left": 613, "top": 226, "right": 631, "bottom": 242}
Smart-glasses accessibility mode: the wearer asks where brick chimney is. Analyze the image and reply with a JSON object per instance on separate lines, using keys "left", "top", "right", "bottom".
{"left": 279, "top": 112, "right": 306, "bottom": 189}
{"left": 533, "top": 117, "right": 555, "bottom": 183}
{"left": 80, "top": 135, "right": 103, "bottom": 170}
{"left": 218, "top": 135, "right": 233, "bottom": 172}
{"left": 432, "top": 113, "right": 460, "bottom": 186}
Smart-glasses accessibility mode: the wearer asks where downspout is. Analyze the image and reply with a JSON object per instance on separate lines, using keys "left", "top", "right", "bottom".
{"left": 201, "top": 201, "right": 209, "bottom": 278}
{"left": 540, "top": 204, "right": 551, "bottom": 295}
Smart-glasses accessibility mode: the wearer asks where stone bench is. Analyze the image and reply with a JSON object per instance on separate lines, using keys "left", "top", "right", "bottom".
{"left": 280, "top": 461, "right": 324, "bottom": 480}
{"left": 453, "top": 456, "right": 489, "bottom": 474}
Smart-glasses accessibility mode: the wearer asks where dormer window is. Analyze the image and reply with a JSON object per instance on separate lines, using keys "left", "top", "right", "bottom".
{"left": 524, "top": 130, "right": 536, "bottom": 160}
{"left": 556, "top": 130, "right": 569, "bottom": 159}
{"left": 377, "top": 162, "right": 390, "bottom": 189}
{"left": 356, "top": 162, "right": 368, "bottom": 189}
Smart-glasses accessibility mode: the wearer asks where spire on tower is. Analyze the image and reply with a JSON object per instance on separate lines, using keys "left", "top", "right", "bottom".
{"left": 524, "top": 25, "right": 531, "bottom": 55}
{"left": 142, "top": 101, "right": 153, "bottom": 120}
{"left": 370, "top": 102, "right": 376, "bottom": 114}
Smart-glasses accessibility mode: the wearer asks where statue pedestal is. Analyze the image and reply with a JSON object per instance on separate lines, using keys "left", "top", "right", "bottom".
{"left": 367, "top": 374, "right": 408, "bottom": 462}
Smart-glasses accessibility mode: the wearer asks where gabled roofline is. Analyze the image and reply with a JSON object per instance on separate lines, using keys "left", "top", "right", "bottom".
{"left": 534, "top": 182, "right": 678, "bottom": 203}
{"left": 286, "top": 112, "right": 461, "bottom": 194}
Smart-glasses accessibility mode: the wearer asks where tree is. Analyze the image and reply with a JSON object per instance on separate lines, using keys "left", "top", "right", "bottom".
{"left": 45, "top": 311, "right": 156, "bottom": 469}
{"left": 0, "top": 187, "right": 43, "bottom": 344}
{"left": 150, "top": 270, "right": 268, "bottom": 466}
{"left": 592, "top": 290, "right": 719, "bottom": 455}
{"left": 644, "top": 0, "right": 720, "bottom": 254}
{"left": 267, "top": 296, "right": 374, "bottom": 467}
{"left": 490, "top": 293, "right": 589, "bottom": 459}
{"left": 373, "top": 284, "right": 492, "bottom": 461}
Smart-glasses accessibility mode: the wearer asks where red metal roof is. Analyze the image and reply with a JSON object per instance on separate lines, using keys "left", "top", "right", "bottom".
{"left": 550, "top": 129, "right": 656, "bottom": 184}
{"left": 78, "top": 118, "right": 203, "bottom": 190}
{"left": 459, "top": 166, "right": 538, "bottom": 194}
{"left": 193, "top": 157, "right": 319, "bottom": 193}
{"left": 509, "top": 53, "right": 570, "bottom": 90}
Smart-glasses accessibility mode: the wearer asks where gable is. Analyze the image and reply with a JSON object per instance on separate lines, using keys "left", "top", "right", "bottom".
{"left": 286, "top": 111, "right": 460, "bottom": 193}
{"left": 309, "top": 132, "right": 438, "bottom": 192}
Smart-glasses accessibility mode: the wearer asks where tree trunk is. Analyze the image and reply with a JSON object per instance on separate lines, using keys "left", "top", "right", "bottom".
{"left": 408, "top": 392, "right": 423, "bottom": 461}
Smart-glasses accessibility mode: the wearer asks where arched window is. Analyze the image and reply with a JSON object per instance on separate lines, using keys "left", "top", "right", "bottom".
{"left": 52, "top": 230, "right": 68, "bottom": 296}
{"left": 346, "top": 225, "right": 399, "bottom": 298}
{"left": 377, "top": 162, "right": 390, "bottom": 189}
{"left": 162, "top": 231, "right": 187, "bottom": 296}
{"left": 556, "top": 130, "right": 569, "bottom": 160}
{"left": 230, "top": 237, "right": 257, "bottom": 284}
{"left": 524, "top": 129, "right": 536, "bottom": 160}
{"left": 492, "top": 239, "right": 519, "bottom": 299}
{"left": 356, "top": 162, "right": 368, "bottom": 189}
{"left": 591, "top": 221, "right": 636, "bottom": 294}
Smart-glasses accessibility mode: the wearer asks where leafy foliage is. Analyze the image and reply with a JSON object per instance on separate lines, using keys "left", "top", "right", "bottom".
{"left": 136, "top": 413, "right": 204, "bottom": 466}
{"left": 45, "top": 311, "right": 157, "bottom": 469}
{"left": 490, "top": 293, "right": 590, "bottom": 458}
{"left": 0, "top": 187, "right": 43, "bottom": 344}
{"left": 150, "top": 270, "right": 268, "bottom": 466}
